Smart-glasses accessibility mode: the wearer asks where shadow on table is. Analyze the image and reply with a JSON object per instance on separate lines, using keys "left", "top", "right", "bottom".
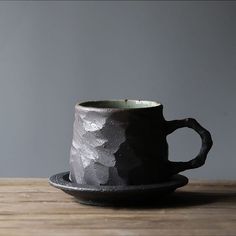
{"left": 110, "top": 190, "right": 236, "bottom": 209}
{"left": 71, "top": 190, "right": 236, "bottom": 209}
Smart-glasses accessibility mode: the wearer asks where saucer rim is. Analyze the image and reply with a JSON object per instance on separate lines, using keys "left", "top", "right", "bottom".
{"left": 49, "top": 171, "right": 188, "bottom": 193}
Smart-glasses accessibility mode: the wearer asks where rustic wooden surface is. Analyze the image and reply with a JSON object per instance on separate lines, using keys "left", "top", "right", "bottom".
{"left": 0, "top": 179, "right": 235, "bottom": 236}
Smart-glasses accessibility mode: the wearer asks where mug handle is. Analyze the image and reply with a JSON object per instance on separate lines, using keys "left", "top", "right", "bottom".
{"left": 165, "top": 118, "right": 213, "bottom": 175}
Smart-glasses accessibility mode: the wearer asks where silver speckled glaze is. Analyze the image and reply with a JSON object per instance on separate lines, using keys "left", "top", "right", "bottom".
{"left": 69, "top": 100, "right": 212, "bottom": 186}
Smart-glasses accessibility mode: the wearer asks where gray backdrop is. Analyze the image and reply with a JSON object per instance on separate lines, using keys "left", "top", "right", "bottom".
{"left": 0, "top": 1, "right": 235, "bottom": 179}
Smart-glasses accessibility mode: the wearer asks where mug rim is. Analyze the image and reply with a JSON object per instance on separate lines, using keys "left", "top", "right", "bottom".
{"left": 75, "top": 99, "right": 162, "bottom": 111}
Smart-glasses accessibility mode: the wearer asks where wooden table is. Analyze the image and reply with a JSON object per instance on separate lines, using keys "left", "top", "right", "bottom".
{"left": 0, "top": 179, "right": 235, "bottom": 236}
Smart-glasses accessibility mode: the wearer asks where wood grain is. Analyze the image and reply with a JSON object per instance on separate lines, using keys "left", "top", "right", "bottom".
{"left": 0, "top": 179, "right": 235, "bottom": 236}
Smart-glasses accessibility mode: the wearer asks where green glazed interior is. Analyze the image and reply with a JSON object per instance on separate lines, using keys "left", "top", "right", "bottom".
{"left": 79, "top": 100, "right": 161, "bottom": 109}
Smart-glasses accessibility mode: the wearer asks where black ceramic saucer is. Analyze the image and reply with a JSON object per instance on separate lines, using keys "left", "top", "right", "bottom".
{"left": 49, "top": 172, "right": 188, "bottom": 206}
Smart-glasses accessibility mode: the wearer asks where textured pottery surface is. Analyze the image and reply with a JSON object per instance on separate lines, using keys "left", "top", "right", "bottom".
{"left": 69, "top": 100, "right": 213, "bottom": 186}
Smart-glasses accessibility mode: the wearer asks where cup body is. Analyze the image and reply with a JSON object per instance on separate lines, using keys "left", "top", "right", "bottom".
{"left": 69, "top": 100, "right": 172, "bottom": 186}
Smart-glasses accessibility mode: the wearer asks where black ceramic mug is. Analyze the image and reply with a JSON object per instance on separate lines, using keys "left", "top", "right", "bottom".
{"left": 69, "top": 100, "right": 212, "bottom": 186}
